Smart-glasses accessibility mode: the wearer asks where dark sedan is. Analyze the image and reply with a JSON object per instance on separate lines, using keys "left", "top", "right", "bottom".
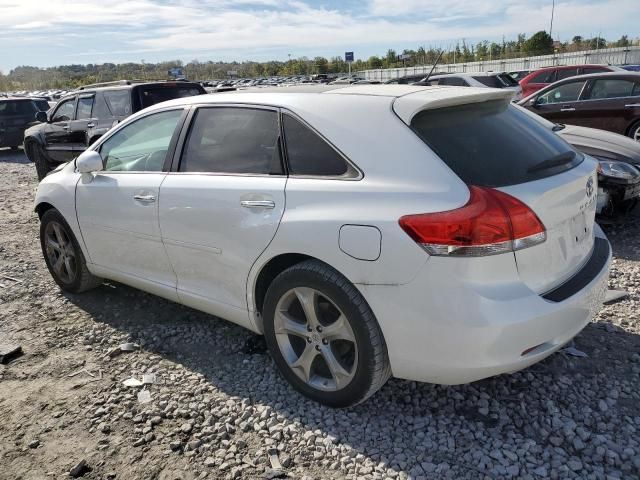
{"left": 518, "top": 72, "right": 640, "bottom": 142}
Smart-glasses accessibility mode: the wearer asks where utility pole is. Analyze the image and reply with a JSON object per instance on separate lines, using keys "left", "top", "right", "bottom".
{"left": 549, "top": 0, "right": 555, "bottom": 38}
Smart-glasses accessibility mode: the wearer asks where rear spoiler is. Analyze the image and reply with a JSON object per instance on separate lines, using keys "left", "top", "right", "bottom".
{"left": 393, "top": 87, "right": 513, "bottom": 125}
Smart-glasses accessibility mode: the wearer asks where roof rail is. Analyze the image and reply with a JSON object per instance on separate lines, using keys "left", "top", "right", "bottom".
{"left": 78, "top": 80, "right": 131, "bottom": 90}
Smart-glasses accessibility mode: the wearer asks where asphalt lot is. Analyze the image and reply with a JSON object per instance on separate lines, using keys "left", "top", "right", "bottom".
{"left": 1, "top": 146, "right": 639, "bottom": 480}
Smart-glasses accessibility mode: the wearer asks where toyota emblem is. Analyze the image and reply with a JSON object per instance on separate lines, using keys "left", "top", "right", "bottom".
{"left": 586, "top": 177, "right": 594, "bottom": 198}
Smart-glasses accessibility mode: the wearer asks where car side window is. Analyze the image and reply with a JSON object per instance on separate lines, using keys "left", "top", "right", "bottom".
{"left": 103, "top": 90, "right": 131, "bottom": 116}
{"left": 582, "top": 67, "right": 608, "bottom": 75}
{"left": 179, "top": 107, "right": 282, "bottom": 175}
{"left": 556, "top": 68, "right": 579, "bottom": 80}
{"left": 587, "top": 79, "right": 637, "bottom": 100}
{"left": 76, "top": 96, "right": 94, "bottom": 120}
{"left": 99, "top": 109, "right": 183, "bottom": 172}
{"left": 51, "top": 99, "right": 76, "bottom": 122}
{"left": 439, "top": 77, "right": 469, "bottom": 87}
{"left": 283, "top": 114, "right": 352, "bottom": 177}
{"left": 538, "top": 81, "right": 586, "bottom": 104}
{"left": 530, "top": 70, "right": 554, "bottom": 83}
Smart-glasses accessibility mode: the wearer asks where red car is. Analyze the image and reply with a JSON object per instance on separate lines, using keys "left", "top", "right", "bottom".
{"left": 520, "top": 64, "right": 624, "bottom": 97}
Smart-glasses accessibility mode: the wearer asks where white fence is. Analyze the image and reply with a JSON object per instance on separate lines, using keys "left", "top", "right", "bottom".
{"left": 359, "top": 46, "right": 640, "bottom": 81}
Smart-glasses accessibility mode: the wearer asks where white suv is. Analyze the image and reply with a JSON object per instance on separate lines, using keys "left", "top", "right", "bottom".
{"left": 35, "top": 85, "right": 611, "bottom": 407}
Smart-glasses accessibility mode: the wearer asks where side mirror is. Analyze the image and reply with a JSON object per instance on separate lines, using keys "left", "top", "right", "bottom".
{"left": 76, "top": 150, "right": 103, "bottom": 174}
{"left": 35, "top": 111, "right": 48, "bottom": 123}
{"left": 529, "top": 97, "right": 540, "bottom": 108}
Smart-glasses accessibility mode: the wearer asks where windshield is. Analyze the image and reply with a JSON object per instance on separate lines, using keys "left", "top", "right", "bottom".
{"left": 410, "top": 100, "right": 582, "bottom": 187}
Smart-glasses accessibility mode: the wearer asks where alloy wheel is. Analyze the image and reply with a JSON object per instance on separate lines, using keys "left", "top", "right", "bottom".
{"left": 273, "top": 287, "right": 358, "bottom": 391}
{"left": 633, "top": 125, "right": 640, "bottom": 142}
{"left": 44, "top": 221, "right": 77, "bottom": 284}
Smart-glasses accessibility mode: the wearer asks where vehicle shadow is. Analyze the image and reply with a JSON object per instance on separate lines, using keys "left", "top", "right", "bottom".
{"left": 0, "top": 147, "right": 30, "bottom": 164}
{"left": 61, "top": 279, "right": 640, "bottom": 478}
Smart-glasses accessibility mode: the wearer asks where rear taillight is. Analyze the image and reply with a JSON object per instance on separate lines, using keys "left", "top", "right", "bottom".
{"left": 399, "top": 186, "right": 546, "bottom": 257}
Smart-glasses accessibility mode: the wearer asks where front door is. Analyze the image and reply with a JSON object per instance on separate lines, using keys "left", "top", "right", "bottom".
{"left": 531, "top": 79, "right": 589, "bottom": 125}
{"left": 158, "top": 106, "right": 286, "bottom": 320}
{"left": 44, "top": 96, "right": 77, "bottom": 163}
{"left": 67, "top": 94, "right": 96, "bottom": 153}
{"left": 75, "top": 108, "right": 186, "bottom": 300}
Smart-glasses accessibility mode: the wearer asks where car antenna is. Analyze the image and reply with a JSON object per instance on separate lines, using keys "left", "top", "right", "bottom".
{"left": 423, "top": 50, "right": 444, "bottom": 84}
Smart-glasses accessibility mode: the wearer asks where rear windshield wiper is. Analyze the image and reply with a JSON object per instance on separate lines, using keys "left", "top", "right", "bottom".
{"left": 552, "top": 123, "right": 566, "bottom": 131}
{"left": 527, "top": 151, "right": 577, "bottom": 173}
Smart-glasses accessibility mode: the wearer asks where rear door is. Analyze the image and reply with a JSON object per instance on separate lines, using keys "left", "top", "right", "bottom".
{"left": 43, "top": 96, "right": 77, "bottom": 162}
{"left": 577, "top": 77, "right": 640, "bottom": 134}
{"left": 159, "top": 105, "right": 286, "bottom": 317}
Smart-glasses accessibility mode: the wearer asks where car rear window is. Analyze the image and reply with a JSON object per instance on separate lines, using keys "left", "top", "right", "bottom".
{"left": 33, "top": 100, "right": 50, "bottom": 111}
{"left": 410, "top": 100, "right": 583, "bottom": 187}
{"left": 138, "top": 85, "right": 203, "bottom": 109}
{"left": 472, "top": 76, "right": 502, "bottom": 88}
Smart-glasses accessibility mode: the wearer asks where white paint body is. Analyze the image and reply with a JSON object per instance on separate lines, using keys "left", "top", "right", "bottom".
{"left": 35, "top": 85, "right": 610, "bottom": 385}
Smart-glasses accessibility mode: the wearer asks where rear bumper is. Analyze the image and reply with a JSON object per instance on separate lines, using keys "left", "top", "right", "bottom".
{"left": 359, "top": 231, "right": 611, "bottom": 385}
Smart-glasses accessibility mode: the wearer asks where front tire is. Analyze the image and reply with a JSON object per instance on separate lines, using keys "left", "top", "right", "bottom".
{"left": 263, "top": 260, "right": 391, "bottom": 407}
{"left": 40, "top": 209, "right": 102, "bottom": 293}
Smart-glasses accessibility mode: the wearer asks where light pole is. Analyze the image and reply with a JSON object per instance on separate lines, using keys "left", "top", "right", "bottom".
{"left": 549, "top": 0, "right": 555, "bottom": 38}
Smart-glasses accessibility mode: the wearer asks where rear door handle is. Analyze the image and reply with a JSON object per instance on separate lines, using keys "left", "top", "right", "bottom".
{"left": 241, "top": 200, "right": 275, "bottom": 209}
{"left": 87, "top": 122, "right": 95, "bottom": 128}
{"left": 133, "top": 194, "right": 156, "bottom": 203}
{"left": 560, "top": 106, "right": 575, "bottom": 112}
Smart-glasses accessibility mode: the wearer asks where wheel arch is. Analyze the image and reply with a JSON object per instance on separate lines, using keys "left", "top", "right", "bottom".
{"left": 626, "top": 118, "right": 640, "bottom": 138}
{"left": 35, "top": 201, "right": 56, "bottom": 219}
{"left": 251, "top": 253, "right": 355, "bottom": 332}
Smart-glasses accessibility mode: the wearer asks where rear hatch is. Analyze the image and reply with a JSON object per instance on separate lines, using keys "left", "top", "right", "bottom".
{"left": 401, "top": 93, "right": 597, "bottom": 294}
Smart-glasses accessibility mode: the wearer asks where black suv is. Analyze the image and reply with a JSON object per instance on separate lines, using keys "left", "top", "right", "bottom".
{"left": 0, "top": 97, "right": 50, "bottom": 150}
{"left": 24, "top": 80, "right": 206, "bottom": 179}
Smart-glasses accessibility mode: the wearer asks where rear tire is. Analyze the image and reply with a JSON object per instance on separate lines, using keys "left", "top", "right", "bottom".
{"left": 28, "top": 141, "right": 55, "bottom": 181}
{"left": 40, "top": 209, "right": 103, "bottom": 293}
{"left": 263, "top": 260, "right": 391, "bottom": 407}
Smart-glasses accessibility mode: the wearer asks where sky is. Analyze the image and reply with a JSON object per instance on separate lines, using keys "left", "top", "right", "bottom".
{"left": 0, "top": 0, "right": 637, "bottom": 72}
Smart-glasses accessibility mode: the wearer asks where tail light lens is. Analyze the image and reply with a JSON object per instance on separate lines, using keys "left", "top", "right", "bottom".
{"left": 399, "top": 186, "right": 546, "bottom": 257}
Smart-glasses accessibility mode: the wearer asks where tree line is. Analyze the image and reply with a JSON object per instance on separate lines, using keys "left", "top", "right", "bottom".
{"left": 1, "top": 32, "right": 636, "bottom": 91}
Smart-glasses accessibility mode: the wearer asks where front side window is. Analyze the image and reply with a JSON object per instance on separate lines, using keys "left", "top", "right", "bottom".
{"left": 76, "top": 96, "right": 94, "bottom": 120}
{"left": 538, "top": 81, "right": 586, "bottom": 104}
{"left": 52, "top": 98, "right": 76, "bottom": 122}
{"left": 179, "top": 107, "right": 281, "bottom": 174}
{"left": 283, "top": 114, "right": 352, "bottom": 177}
{"left": 587, "top": 79, "right": 638, "bottom": 99}
{"left": 100, "top": 109, "right": 183, "bottom": 172}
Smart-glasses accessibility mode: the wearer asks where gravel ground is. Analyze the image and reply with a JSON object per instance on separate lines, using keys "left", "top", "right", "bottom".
{"left": 1, "top": 146, "right": 639, "bottom": 480}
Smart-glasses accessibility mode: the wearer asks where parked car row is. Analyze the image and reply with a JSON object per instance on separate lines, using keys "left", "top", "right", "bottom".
{"left": 21, "top": 80, "right": 206, "bottom": 179}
